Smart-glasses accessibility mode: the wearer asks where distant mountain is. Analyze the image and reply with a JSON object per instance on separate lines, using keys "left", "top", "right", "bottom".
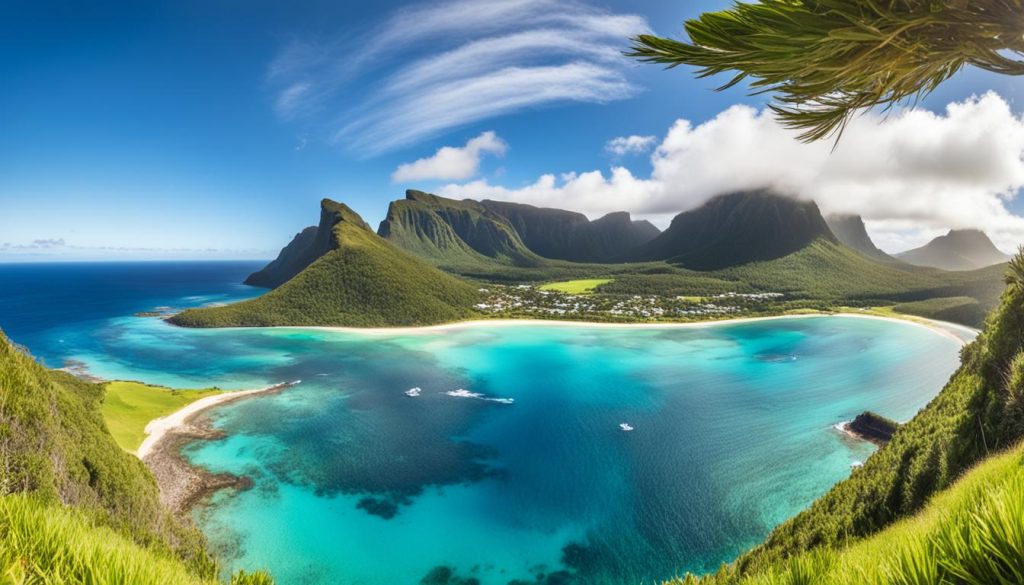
{"left": 896, "top": 229, "right": 1011, "bottom": 271}
{"left": 628, "top": 191, "right": 836, "bottom": 270}
{"left": 378, "top": 190, "right": 542, "bottom": 267}
{"left": 825, "top": 214, "right": 895, "bottom": 262}
{"left": 172, "top": 199, "right": 480, "bottom": 327}
{"left": 479, "top": 200, "right": 660, "bottom": 262}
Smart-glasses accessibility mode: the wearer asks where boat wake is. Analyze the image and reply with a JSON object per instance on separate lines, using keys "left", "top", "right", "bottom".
{"left": 444, "top": 388, "right": 515, "bottom": 404}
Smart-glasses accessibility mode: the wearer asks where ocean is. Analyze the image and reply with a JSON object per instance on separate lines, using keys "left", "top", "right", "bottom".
{"left": 0, "top": 261, "right": 966, "bottom": 584}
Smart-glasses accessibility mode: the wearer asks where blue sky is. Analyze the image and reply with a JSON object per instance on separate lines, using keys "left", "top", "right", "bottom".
{"left": 2, "top": 0, "right": 1023, "bottom": 261}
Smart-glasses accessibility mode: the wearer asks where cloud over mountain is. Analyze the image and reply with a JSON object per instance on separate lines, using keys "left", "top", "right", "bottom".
{"left": 440, "top": 92, "right": 1024, "bottom": 252}
{"left": 269, "top": 0, "right": 649, "bottom": 155}
{"left": 392, "top": 131, "right": 507, "bottom": 182}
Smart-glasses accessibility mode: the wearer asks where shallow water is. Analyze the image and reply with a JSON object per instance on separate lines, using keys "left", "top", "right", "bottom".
{"left": 0, "top": 263, "right": 966, "bottom": 585}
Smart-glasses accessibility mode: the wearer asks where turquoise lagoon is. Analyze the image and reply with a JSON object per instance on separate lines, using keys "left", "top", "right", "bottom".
{"left": 0, "top": 263, "right": 971, "bottom": 585}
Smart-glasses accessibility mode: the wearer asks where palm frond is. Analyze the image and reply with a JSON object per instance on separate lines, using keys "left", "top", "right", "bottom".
{"left": 628, "top": 0, "right": 1024, "bottom": 142}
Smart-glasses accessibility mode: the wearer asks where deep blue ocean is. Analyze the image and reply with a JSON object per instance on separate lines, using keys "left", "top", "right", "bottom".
{"left": 0, "top": 262, "right": 970, "bottom": 585}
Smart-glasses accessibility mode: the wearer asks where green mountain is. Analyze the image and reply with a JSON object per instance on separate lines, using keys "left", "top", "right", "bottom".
{"left": 824, "top": 213, "right": 895, "bottom": 262}
{"left": 377, "top": 190, "right": 542, "bottom": 267}
{"left": 171, "top": 199, "right": 481, "bottom": 327}
{"left": 897, "top": 228, "right": 1012, "bottom": 271}
{"left": 0, "top": 331, "right": 271, "bottom": 584}
{"left": 479, "top": 199, "right": 660, "bottom": 262}
{"left": 629, "top": 191, "right": 837, "bottom": 270}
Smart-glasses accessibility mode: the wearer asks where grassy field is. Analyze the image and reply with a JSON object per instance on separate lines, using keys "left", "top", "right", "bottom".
{"left": 102, "top": 381, "right": 222, "bottom": 452}
{"left": 539, "top": 278, "right": 613, "bottom": 294}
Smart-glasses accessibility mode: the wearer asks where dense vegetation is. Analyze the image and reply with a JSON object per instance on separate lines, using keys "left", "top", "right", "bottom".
{"left": 891, "top": 296, "right": 987, "bottom": 328}
{"left": 667, "top": 440, "right": 1024, "bottom": 585}
{"left": 675, "top": 260, "right": 1024, "bottom": 580}
{"left": 171, "top": 200, "right": 481, "bottom": 328}
{"left": 0, "top": 330, "right": 271, "bottom": 583}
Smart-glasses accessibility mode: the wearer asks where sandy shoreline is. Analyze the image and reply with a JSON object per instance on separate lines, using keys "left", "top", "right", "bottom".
{"left": 276, "top": 312, "right": 978, "bottom": 347}
{"left": 139, "top": 380, "right": 299, "bottom": 513}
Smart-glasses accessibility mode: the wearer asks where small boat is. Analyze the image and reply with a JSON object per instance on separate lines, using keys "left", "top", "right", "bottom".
{"left": 405, "top": 387, "right": 422, "bottom": 397}
{"left": 850, "top": 460, "right": 864, "bottom": 468}
{"left": 619, "top": 423, "right": 634, "bottom": 432}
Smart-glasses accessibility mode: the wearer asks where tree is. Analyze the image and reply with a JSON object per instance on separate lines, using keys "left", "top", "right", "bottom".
{"left": 629, "top": 0, "right": 1024, "bottom": 141}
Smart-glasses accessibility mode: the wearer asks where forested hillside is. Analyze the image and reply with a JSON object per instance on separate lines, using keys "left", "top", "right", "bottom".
{"left": 171, "top": 200, "right": 481, "bottom": 328}
{"left": 0, "top": 331, "right": 271, "bottom": 583}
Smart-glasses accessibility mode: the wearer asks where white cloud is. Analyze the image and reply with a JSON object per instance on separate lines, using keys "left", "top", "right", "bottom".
{"left": 439, "top": 93, "right": 1024, "bottom": 253}
{"left": 268, "top": 0, "right": 649, "bottom": 155}
{"left": 605, "top": 135, "right": 657, "bottom": 156}
{"left": 392, "top": 131, "right": 507, "bottom": 182}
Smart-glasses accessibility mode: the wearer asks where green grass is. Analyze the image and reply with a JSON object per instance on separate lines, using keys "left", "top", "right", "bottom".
{"left": 0, "top": 494, "right": 273, "bottom": 585}
{"left": 101, "top": 381, "right": 222, "bottom": 453}
{"left": 666, "top": 443, "right": 1024, "bottom": 585}
{"left": 539, "top": 278, "right": 613, "bottom": 294}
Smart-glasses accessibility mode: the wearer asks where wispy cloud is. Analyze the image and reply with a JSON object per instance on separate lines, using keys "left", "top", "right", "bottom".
{"left": 392, "top": 131, "right": 507, "bottom": 182}
{"left": 605, "top": 135, "right": 656, "bottom": 156}
{"left": 268, "top": 0, "right": 649, "bottom": 155}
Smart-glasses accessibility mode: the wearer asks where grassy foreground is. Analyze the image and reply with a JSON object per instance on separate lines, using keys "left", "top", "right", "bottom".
{"left": 667, "top": 442, "right": 1024, "bottom": 584}
{"left": 101, "top": 381, "right": 222, "bottom": 452}
{"left": 0, "top": 494, "right": 272, "bottom": 585}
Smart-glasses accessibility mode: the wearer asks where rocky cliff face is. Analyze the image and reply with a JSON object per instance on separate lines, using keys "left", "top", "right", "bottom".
{"left": 245, "top": 199, "right": 366, "bottom": 288}
{"left": 378, "top": 190, "right": 541, "bottom": 266}
{"left": 629, "top": 190, "right": 837, "bottom": 270}
{"left": 825, "top": 214, "right": 894, "bottom": 263}
{"left": 479, "top": 200, "right": 660, "bottom": 262}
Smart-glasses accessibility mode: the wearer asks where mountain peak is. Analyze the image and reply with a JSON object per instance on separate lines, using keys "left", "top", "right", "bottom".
{"left": 629, "top": 190, "right": 835, "bottom": 269}
{"left": 897, "top": 228, "right": 1010, "bottom": 271}
{"left": 321, "top": 199, "right": 372, "bottom": 232}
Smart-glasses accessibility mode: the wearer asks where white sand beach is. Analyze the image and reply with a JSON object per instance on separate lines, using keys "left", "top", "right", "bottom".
{"left": 279, "top": 312, "right": 977, "bottom": 346}
{"left": 136, "top": 380, "right": 299, "bottom": 459}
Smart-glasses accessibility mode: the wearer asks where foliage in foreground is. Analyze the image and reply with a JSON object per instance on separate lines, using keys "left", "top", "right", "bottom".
{"left": 665, "top": 442, "right": 1024, "bottom": 585}
{"left": 0, "top": 331, "right": 273, "bottom": 583}
{"left": 0, "top": 330, "right": 209, "bottom": 570}
{"left": 0, "top": 495, "right": 273, "bottom": 585}
{"left": 630, "top": 0, "right": 1024, "bottom": 141}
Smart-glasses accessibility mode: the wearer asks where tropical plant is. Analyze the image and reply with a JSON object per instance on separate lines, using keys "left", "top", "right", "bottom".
{"left": 629, "top": 0, "right": 1024, "bottom": 141}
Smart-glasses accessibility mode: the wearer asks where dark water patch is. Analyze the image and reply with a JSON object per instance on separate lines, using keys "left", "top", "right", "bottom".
{"left": 421, "top": 566, "right": 481, "bottom": 585}
{"left": 196, "top": 338, "right": 511, "bottom": 518}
